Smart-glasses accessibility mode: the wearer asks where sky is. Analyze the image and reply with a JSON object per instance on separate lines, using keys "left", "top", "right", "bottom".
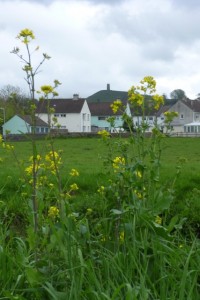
{"left": 1, "top": 0, "right": 200, "bottom": 99}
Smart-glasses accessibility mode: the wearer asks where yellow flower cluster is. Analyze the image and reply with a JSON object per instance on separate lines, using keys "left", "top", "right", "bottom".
{"left": 70, "top": 183, "right": 79, "bottom": 191}
{"left": 110, "top": 99, "right": 122, "bottom": 114}
{"left": 98, "top": 130, "right": 110, "bottom": 138}
{"left": 45, "top": 151, "right": 62, "bottom": 175}
{"left": 112, "top": 156, "right": 125, "bottom": 172}
{"left": 139, "top": 76, "right": 156, "bottom": 94}
{"left": 152, "top": 94, "right": 164, "bottom": 110}
{"left": 128, "top": 87, "right": 144, "bottom": 106}
{"left": 164, "top": 111, "right": 178, "bottom": 123}
{"left": 1, "top": 143, "right": 14, "bottom": 150}
{"left": 119, "top": 231, "right": 125, "bottom": 243}
{"left": 17, "top": 28, "right": 35, "bottom": 44}
{"left": 69, "top": 168, "right": 79, "bottom": 177}
{"left": 155, "top": 215, "right": 162, "bottom": 225}
{"left": 97, "top": 185, "right": 105, "bottom": 195}
{"left": 48, "top": 206, "right": 59, "bottom": 219}
{"left": 128, "top": 76, "right": 163, "bottom": 110}
{"left": 25, "top": 155, "right": 42, "bottom": 176}
{"left": 86, "top": 208, "right": 93, "bottom": 215}
{"left": 135, "top": 170, "right": 142, "bottom": 178}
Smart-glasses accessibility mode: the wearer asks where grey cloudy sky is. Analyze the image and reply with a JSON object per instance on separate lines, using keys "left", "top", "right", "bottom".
{"left": 1, "top": 0, "right": 200, "bottom": 99}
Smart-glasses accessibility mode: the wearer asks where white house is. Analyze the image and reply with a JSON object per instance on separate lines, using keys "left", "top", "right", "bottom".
{"left": 36, "top": 96, "right": 91, "bottom": 133}
{"left": 132, "top": 105, "right": 170, "bottom": 132}
{"left": 2, "top": 114, "right": 49, "bottom": 135}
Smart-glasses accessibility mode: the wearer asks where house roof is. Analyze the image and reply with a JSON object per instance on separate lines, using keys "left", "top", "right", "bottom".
{"left": 156, "top": 105, "right": 171, "bottom": 116}
{"left": 88, "top": 101, "right": 127, "bottom": 116}
{"left": 36, "top": 98, "right": 86, "bottom": 114}
{"left": 180, "top": 99, "right": 200, "bottom": 112}
{"left": 86, "top": 85, "right": 128, "bottom": 103}
{"left": 17, "top": 115, "right": 48, "bottom": 127}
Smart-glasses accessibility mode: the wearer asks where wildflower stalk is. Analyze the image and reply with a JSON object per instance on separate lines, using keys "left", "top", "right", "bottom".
{"left": 11, "top": 29, "right": 51, "bottom": 234}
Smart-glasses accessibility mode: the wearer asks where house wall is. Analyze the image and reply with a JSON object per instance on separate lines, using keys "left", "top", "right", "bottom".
{"left": 91, "top": 115, "right": 123, "bottom": 131}
{"left": 3, "top": 115, "right": 30, "bottom": 135}
{"left": 80, "top": 100, "right": 91, "bottom": 132}
{"left": 132, "top": 115, "right": 161, "bottom": 132}
{"left": 91, "top": 103, "right": 131, "bottom": 132}
{"left": 168, "top": 101, "right": 194, "bottom": 132}
{"left": 37, "top": 100, "right": 91, "bottom": 133}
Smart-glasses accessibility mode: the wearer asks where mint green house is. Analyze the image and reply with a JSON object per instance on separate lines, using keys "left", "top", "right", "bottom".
{"left": 88, "top": 102, "right": 131, "bottom": 132}
{"left": 2, "top": 114, "right": 49, "bottom": 135}
{"left": 87, "top": 84, "right": 131, "bottom": 132}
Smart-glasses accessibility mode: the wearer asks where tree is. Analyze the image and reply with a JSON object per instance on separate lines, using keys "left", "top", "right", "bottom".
{"left": 170, "top": 89, "right": 186, "bottom": 100}
{"left": 0, "top": 84, "right": 30, "bottom": 118}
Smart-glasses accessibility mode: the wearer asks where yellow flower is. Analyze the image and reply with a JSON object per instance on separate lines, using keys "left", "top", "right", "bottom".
{"left": 112, "top": 156, "right": 125, "bottom": 171}
{"left": 120, "top": 231, "right": 125, "bottom": 242}
{"left": 48, "top": 206, "right": 59, "bottom": 219}
{"left": 0, "top": 134, "right": 3, "bottom": 143}
{"left": 155, "top": 215, "right": 162, "bottom": 225}
{"left": 97, "top": 185, "right": 105, "bottom": 195}
{"left": 70, "top": 183, "right": 79, "bottom": 191}
{"left": 17, "top": 28, "right": 35, "bottom": 44}
{"left": 164, "top": 111, "right": 178, "bottom": 123}
{"left": 98, "top": 130, "right": 110, "bottom": 138}
{"left": 134, "top": 189, "right": 142, "bottom": 199}
{"left": 110, "top": 99, "right": 122, "bottom": 114}
{"left": 135, "top": 170, "right": 142, "bottom": 178}
{"left": 69, "top": 168, "right": 79, "bottom": 177}
{"left": 39, "top": 85, "right": 55, "bottom": 95}
{"left": 152, "top": 94, "right": 164, "bottom": 110}
{"left": 86, "top": 208, "right": 93, "bottom": 215}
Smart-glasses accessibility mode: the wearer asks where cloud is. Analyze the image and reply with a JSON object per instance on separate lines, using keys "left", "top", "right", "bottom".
{"left": 1, "top": 0, "right": 200, "bottom": 99}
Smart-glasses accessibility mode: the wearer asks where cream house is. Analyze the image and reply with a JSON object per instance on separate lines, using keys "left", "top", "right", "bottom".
{"left": 36, "top": 96, "right": 91, "bottom": 133}
{"left": 167, "top": 99, "right": 200, "bottom": 133}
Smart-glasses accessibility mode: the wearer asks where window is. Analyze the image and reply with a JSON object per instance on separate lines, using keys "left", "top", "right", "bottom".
{"left": 87, "top": 114, "right": 90, "bottom": 121}
{"left": 41, "top": 127, "right": 44, "bottom": 133}
{"left": 60, "top": 114, "right": 66, "bottom": 117}
{"left": 54, "top": 113, "right": 59, "bottom": 117}
{"left": 148, "top": 117, "right": 153, "bottom": 121}
{"left": 82, "top": 113, "right": 86, "bottom": 121}
{"left": 98, "top": 116, "right": 106, "bottom": 120}
{"left": 180, "top": 114, "right": 184, "bottom": 119}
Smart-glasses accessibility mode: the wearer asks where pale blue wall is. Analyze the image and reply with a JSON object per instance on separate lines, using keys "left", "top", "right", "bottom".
{"left": 2, "top": 115, "right": 49, "bottom": 135}
{"left": 3, "top": 115, "right": 31, "bottom": 135}
{"left": 91, "top": 115, "right": 124, "bottom": 131}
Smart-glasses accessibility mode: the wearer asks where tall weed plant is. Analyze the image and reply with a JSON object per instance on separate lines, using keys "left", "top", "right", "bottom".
{"left": 0, "top": 30, "right": 199, "bottom": 299}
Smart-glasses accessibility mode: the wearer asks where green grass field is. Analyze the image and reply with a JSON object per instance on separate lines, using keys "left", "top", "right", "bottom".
{"left": 1, "top": 136, "right": 200, "bottom": 225}
{"left": 1, "top": 136, "right": 200, "bottom": 188}
{"left": 0, "top": 136, "right": 200, "bottom": 299}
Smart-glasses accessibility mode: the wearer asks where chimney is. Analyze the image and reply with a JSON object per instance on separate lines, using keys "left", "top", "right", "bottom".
{"left": 107, "top": 83, "right": 110, "bottom": 91}
{"left": 73, "top": 93, "right": 79, "bottom": 100}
